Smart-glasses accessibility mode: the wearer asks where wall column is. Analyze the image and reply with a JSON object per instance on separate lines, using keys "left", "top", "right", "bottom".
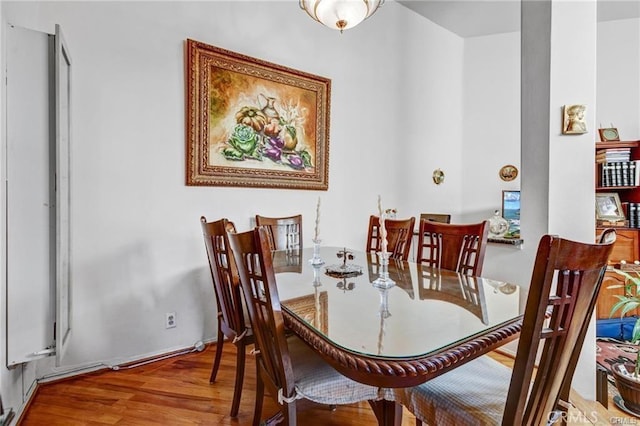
{"left": 522, "top": 0, "right": 598, "bottom": 398}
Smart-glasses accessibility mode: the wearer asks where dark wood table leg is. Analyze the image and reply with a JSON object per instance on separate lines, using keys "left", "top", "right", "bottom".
{"left": 369, "top": 400, "right": 403, "bottom": 426}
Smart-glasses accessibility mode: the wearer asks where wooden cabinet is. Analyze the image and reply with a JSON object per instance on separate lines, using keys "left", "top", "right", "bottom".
{"left": 596, "top": 193, "right": 640, "bottom": 319}
{"left": 597, "top": 227, "right": 640, "bottom": 264}
{"left": 597, "top": 270, "right": 640, "bottom": 319}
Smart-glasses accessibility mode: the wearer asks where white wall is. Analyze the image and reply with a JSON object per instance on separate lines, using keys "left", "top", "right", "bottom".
{"left": 460, "top": 31, "right": 526, "bottom": 290}
{"left": 462, "top": 32, "right": 521, "bottom": 223}
{"left": 399, "top": 18, "right": 464, "bottom": 219}
{"left": 597, "top": 18, "right": 640, "bottom": 140}
{"left": 0, "top": 0, "right": 465, "bottom": 414}
{"left": 547, "top": 0, "right": 598, "bottom": 398}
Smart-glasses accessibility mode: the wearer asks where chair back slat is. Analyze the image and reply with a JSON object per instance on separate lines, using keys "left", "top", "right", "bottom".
{"left": 200, "top": 217, "right": 247, "bottom": 338}
{"left": 503, "top": 233, "right": 615, "bottom": 425}
{"left": 228, "top": 227, "right": 297, "bottom": 402}
{"left": 366, "top": 215, "right": 416, "bottom": 261}
{"left": 255, "top": 214, "right": 302, "bottom": 251}
{"left": 416, "top": 220, "right": 489, "bottom": 276}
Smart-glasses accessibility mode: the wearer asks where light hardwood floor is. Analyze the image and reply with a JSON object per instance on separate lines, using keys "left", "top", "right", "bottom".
{"left": 16, "top": 344, "right": 636, "bottom": 425}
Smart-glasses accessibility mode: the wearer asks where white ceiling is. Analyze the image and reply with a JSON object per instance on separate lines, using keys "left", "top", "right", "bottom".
{"left": 397, "top": 0, "right": 640, "bottom": 38}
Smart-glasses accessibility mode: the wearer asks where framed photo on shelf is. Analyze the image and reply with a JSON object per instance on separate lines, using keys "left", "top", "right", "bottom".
{"left": 595, "top": 192, "right": 625, "bottom": 222}
{"left": 502, "top": 190, "right": 520, "bottom": 238}
{"left": 598, "top": 127, "right": 620, "bottom": 142}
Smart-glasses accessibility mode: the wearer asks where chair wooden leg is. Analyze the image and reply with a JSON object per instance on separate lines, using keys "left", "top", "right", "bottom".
{"left": 415, "top": 418, "right": 422, "bottom": 426}
{"left": 596, "top": 365, "right": 609, "bottom": 409}
{"left": 229, "top": 342, "right": 246, "bottom": 417}
{"left": 253, "top": 370, "right": 264, "bottom": 426}
{"left": 285, "top": 401, "right": 297, "bottom": 426}
{"left": 369, "top": 400, "right": 403, "bottom": 425}
{"left": 209, "top": 322, "right": 224, "bottom": 383}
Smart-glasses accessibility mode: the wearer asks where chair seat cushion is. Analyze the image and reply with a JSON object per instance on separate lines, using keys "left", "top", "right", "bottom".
{"left": 288, "top": 336, "right": 382, "bottom": 405}
{"left": 393, "top": 355, "right": 511, "bottom": 426}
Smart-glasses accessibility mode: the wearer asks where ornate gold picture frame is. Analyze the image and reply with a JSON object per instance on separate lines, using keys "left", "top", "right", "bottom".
{"left": 185, "top": 39, "right": 331, "bottom": 190}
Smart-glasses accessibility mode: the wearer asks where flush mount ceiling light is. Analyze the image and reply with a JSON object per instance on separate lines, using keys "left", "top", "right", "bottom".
{"left": 299, "top": 0, "right": 385, "bottom": 33}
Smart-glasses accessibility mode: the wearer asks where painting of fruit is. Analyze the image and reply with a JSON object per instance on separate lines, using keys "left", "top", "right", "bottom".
{"left": 186, "top": 39, "right": 331, "bottom": 190}
{"left": 207, "top": 70, "right": 316, "bottom": 172}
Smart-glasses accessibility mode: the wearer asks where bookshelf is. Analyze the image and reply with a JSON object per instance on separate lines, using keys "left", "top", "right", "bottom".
{"left": 596, "top": 141, "right": 640, "bottom": 219}
{"left": 595, "top": 140, "right": 640, "bottom": 320}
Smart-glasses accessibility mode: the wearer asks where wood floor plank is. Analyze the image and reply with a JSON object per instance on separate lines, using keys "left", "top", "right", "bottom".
{"left": 108, "top": 399, "right": 226, "bottom": 425}
{"left": 19, "top": 402, "right": 123, "bottom": 425}
{"left": 18, "top": 344, "right": 636, "bottom": 425}
{"left": 33, "top": 381, "right": 135, "bottom": 403}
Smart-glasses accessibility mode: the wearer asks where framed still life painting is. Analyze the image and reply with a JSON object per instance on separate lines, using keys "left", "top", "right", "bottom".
{"left": 185, "top": 39, "right": 331, "bottom": 190}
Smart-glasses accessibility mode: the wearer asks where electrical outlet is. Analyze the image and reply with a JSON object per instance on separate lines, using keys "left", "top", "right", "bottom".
{"left": 165, "top": 312, "right": 176, "bottom": 329}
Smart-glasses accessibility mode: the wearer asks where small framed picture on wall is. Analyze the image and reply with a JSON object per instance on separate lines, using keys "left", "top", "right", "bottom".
{"left": 562, "top": 104, "right": 587, "bottom": 134}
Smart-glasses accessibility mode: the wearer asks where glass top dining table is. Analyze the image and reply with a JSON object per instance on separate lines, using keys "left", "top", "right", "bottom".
{"left": 272, "top": 246, "right": 524, "bottom": 391}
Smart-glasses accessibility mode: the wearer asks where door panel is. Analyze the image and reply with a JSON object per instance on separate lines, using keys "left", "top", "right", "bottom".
{"left": 6, "top": 24, "right": 55, "bottom": 366}
{"left": 55, "top": 24, "right": 72, "bottom": 366}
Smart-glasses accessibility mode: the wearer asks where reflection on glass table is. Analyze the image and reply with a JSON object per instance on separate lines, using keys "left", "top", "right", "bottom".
{"left": 274, "top": 246, "right": 521, "bottom": 360}
{"left": 416, "top": 265, "right": 488, "bottom": 324}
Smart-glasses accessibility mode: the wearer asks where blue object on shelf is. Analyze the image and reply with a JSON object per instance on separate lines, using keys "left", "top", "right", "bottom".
{"left": 597, "top": 316, "right": 639, "bottom": 340}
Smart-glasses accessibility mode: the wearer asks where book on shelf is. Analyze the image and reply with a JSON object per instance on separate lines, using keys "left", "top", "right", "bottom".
{"left": 602, "top": 162, "right": 612, "bottom": 186}
{"left": 596, "top": 148, "right": 631, "bottom": 163}
{"left": 599, "top": 160, "right": 640, "bottom": 187}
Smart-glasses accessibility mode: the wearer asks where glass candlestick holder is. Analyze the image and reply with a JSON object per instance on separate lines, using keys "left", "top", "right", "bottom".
{"left": 309, "top": 239, "right": 324, "bottom": 265}
{"left": 377, "top": 287, "right": 391, "bottom": 355}
{"left": 378, "top": 287, "right": 391, "bottom": 319}
{"left": 372, "top": 251, "right": 396, "bottom": 289}
{"left": 312, "top": 263, "right": 323, "bottom": 287}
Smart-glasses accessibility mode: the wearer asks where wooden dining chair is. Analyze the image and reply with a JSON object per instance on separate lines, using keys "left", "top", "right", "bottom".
{"left": 394, "top": 231, "right": 616, "bottom": 426}
{"left": 366, "top": 215, "right": 416, "bottom": 261}
{"left": 255, "top": 214, "right": 302, "bottom": 251}
{"left": 556, "top": 227, "right": 618, "bottom": 417}
{"left": 228, "top": 226, "right": 382, "bottom": 426}
{"left": 200, "top": 216, "right": 254, "bottom": 418}
{"left": 419, "top": 213, "right": 451, "bottom": 224}
{"left": 416, "top": 219, "right": 489, "bottom": 276}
